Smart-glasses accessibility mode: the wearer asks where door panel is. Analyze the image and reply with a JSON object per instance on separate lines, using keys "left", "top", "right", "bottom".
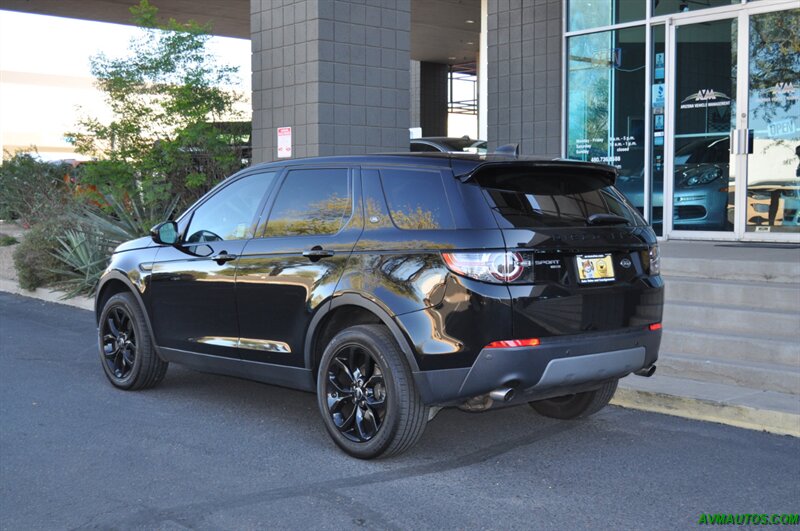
{"left": 150, "top": 240, "right": 247, "bottom": 357}
{"left": 235, "top": 167, "right": 363, "bottom": 367}
{"left": 149, "top": 171, "right": 278, "bottom": 357}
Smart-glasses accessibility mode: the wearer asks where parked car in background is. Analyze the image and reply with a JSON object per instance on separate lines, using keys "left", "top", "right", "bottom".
{"left": 616, "top": 136, "right": 732, "bottom": 231}
{"left": 94, "top": 153, "right": 663, "bottom": 458}
{"left": 410, "top": 136, "right": 488, "bottom": 154}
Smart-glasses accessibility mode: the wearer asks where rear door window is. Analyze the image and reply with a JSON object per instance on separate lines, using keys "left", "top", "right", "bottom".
{"left": 380, "top": 169, "right": 455, "bottom": 230}
{"left": 475, "top": 170, "right": 644, "bottom": 228}
{"left": 263, "top": 168, "right": 351, "bottom": 237}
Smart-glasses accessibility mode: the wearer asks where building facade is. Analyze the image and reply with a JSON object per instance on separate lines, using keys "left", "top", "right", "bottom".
{"left": 1, "top": 0, "right": 798, "bottom": 242}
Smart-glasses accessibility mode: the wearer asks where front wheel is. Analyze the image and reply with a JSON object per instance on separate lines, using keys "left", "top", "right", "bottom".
{"left": 98, "top": 292, "right": 168, "bottom": 390}
{"left": 528, "top": 379, "right": 618, "bottom": 420}
{"left": 316, "top": 325, "right": 428, "bottom": 459}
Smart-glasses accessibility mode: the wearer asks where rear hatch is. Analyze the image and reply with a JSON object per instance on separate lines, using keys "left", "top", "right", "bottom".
{"left": 464, "top": 161, "right": 663, "bottom": 338}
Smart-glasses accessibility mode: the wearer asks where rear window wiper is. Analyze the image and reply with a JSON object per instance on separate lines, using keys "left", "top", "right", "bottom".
{"left": 586, "top": 213, "right": 631, "bottom": 226}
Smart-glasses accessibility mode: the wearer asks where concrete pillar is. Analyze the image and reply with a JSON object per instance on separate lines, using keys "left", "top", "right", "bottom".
{"left": 251, "top": 0, "right": 411, "bottom": 163}
{"left": 487, "top": 0, "right": 562, "bottom": 157}
{"left": 419, "top": 61, "right": 449, "bottom": 137}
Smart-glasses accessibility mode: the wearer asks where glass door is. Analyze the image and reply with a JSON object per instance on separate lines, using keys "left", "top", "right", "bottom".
{"left": 741, "top": 8, "right": 800, "bottom": 240}
{"left": 664, "top": 3, "right": 800, "bottom": 242}
{"left": 666, "top": 16, "right": 738, "bottom": 237}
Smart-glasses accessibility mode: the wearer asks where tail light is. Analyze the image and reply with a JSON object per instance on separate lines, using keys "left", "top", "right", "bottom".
{"left": 642, "top": 244, "right": 660, "bottom": 276}
{"left": 442, "top": 252, "right": 531, "bottom": 284}
{"left": 648, "top": 322, "right": 662, "bottom": 331}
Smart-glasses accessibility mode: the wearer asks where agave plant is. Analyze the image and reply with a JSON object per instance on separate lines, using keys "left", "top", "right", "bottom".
{"left": 52, "top": 229, "right": 111, "bottom": 298}
{"left": 52, "top": 191, "right": 180, "bottom": 298}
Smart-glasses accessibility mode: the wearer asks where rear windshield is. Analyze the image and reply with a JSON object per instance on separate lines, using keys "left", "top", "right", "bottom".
{"left": 475, "top": 171, "right": 645, "bottom": 228}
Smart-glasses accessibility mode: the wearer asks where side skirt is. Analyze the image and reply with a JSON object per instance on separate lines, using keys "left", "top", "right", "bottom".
{"left": 158, "top": 347, "right": 316, "bottom": 393}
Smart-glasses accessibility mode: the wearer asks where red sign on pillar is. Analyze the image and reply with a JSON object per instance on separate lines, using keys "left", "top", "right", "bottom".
{"left": 277, "top": 127, "right": 292, "bottom": 158}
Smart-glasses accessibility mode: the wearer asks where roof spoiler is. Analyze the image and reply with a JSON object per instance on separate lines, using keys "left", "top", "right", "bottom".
{"left": 456, "top": 160, "right": 618, "bottom": 186}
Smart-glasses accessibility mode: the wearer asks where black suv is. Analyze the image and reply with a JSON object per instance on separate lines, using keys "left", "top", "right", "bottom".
{"left": 95, "top": 153, "right": 663, "bottom": 458}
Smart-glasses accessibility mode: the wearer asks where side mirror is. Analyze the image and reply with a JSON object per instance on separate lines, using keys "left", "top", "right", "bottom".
{"left": 150, "top": 221, "right": 179, "bottom": 245}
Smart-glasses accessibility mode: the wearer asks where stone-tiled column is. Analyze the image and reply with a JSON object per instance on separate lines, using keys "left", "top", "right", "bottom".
{"left": 251, "top": 0, "right": 411, "bottom": 163}
{"left": 487, "top": 0, "right": 562, "bottom": 157}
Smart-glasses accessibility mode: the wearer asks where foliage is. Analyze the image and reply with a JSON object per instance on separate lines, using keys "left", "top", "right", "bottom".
{"left": 47, "top": 192, "right": 181, "bottom": 297}
{"left": 52, "top": 230, "right": 110, "bottom": 298}
{"left": 76, "top": 190, "right": 181, "bottom": 244}
{"left": 0, "top": 234, "right": 19, "bottom": 246}
{"left": 67, "top": 0, "right": 247, "bottom": 211}
{"left": 0, "top": 151, "right": 76, "bottom": 227}
{"left": 12, "top": 222, "right": 70, "bottom": 291}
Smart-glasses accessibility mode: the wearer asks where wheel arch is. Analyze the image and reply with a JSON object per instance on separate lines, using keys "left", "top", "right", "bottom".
{"left": 95, "top": 272, "right": 158, "bottom": 350}
{"left": 305, "top": 294, "right": 420, "bottom": 376}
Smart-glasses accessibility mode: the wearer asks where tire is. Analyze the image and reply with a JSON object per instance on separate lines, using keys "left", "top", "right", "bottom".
{"left": 528, "top": 379, "right": 618, "bottom": 420}
{"left": 316, "top": 324, "right": 428, "bottom": 459}
{"left": 98, "top": 292, "right": 168, "bottom": 390}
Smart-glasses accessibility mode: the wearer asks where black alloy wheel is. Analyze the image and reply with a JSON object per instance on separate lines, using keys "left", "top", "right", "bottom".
{"left": 325, "top": 344, "right": 387, "bottom": 442}
{"left": 98, "top": 292, "right": 168, "bottom": 390}
{"left": 316, "top": 325, "right": 428, "bottom": 459}
{"left": 102, "top": 306, "right": 137, "bottom": 380}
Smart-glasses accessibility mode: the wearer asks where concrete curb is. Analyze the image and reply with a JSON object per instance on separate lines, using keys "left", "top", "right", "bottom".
{"left": 612, "top": 386, "right": 800, "bottom": 438}
{"left": 0, "top": 279, "right": 93, "bottom": 311}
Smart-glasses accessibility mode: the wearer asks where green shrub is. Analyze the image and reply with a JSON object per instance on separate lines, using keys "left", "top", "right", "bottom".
{"left": 0, "top": 151, "right": 76, "bottom": 227}
{"left": 0, "top": 234, "right": 18, "bottom": 246}
{"left": 12, "top": 222, "right": 70, "bottom": 291}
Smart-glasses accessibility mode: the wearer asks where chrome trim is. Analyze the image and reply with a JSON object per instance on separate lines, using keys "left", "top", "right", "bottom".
{"left": 238, "top": 338, "right": 292, "bottom": 354}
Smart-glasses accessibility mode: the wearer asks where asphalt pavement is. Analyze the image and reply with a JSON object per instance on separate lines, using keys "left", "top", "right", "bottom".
{"left": 1, "top": 291, "right": 798, "bottom": 530}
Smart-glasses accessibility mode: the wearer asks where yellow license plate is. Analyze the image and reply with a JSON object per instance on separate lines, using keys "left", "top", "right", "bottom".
{"left": 576, "top": 254, "right": 615, "bottom": 284}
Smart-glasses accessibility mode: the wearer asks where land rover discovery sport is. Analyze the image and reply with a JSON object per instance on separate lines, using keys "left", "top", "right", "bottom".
{"left": 95, "top": 153, "right": 663, "bottom": 459}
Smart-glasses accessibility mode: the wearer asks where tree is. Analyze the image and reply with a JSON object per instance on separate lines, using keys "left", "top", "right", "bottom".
{"left": 68, "top": 0, "right": 247, "bottom": 210}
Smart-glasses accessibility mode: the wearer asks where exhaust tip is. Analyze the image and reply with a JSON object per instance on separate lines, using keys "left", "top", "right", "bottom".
{"left": 489, "top": 387, "right": 515, "bottom": 402}
{"left": 634, "top": 365, "right": 656, "bottom": 377}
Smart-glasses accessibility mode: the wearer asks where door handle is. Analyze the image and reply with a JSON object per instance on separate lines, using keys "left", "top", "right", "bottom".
{"left": 745, "top": 129, "right": 754, "bottom": 155}
{"left": 302, "top": 246, "right": 335, "bottom": 261}
{"left": 211, "top": 251, "right": 238, "bottom": 264}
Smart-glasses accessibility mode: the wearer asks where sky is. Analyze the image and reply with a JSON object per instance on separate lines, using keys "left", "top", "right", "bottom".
{"left": 0, "top": 8, "right": 479, "bottom": 160}
{"left": 0, "top": 9, "right": 252, "bottom": 159}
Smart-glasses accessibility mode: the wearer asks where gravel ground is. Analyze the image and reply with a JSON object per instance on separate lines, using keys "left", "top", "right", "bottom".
{"left": 0, "top": 221, "right": 24, "bottom": 282}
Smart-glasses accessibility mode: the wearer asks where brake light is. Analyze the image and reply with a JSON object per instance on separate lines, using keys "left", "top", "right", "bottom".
{"left": 648, "top": 323, "right": 662, "bottom": 331}
{"left": 485, "top": 338, "right": 541, "bottom": 349}
{"left": 648, "top": 244, "right": 661, "bottom": 275}
{"left": 442, "top": 252, "right": 529, "bottom": 283}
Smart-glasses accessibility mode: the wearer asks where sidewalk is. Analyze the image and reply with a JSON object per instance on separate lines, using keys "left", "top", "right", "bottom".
{"left": 1, "top": 221, "right": 798, "bottom": 436}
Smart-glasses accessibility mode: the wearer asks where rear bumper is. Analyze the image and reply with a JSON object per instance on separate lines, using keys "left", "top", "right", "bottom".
{"left": 413, "top": 326, "right": 661, "bottom": 406}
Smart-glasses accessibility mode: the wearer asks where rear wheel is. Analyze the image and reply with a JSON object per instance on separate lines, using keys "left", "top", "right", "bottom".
{"left": 98, "top": 292, "right": 168, "bottom": 390}
{"left": 528, "top": 379, "right": 618, "bottom": 420}
{"left": 317, "top": 324, "right": 428, "bottom": 459}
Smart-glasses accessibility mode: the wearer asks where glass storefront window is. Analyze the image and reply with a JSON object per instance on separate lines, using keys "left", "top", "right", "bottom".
{"left": 568, "top": 1, "right": 646, "bottom": 32}
{"left": 745, "top": 9, "right": 800, "bottom": 233}
{"left": 653, "top": 0, "right": 737, "bottom": 17}
{"left": 566, "top": 26, "right": 646, "bottom": 216}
